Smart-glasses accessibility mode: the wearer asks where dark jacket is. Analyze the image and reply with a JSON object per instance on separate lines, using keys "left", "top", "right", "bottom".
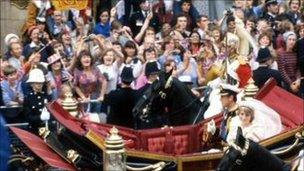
{"left": 22, "top": 42, "right": 53, "bottom": 63}
{"left": 262, "top": 13, "right": 276, "bottom": 26}
{"left": 129, "top": 11, "right": 160, "bottom": 36}
{"left": 104, "top": 87, "right": 136, "bottom": 128}
{"left": 135, "top": 83, "right": 168, "bottom": 129}
{"left": 23, "top": 89, "right": 51, "bottom": 133}
{"left": 253, "top": 66, "right": 286, "bottom": 88}
{"left": 285, "top": 11, "right": 301, "bottom": 25}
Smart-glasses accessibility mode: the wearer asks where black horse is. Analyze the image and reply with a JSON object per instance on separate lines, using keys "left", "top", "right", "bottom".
{"left": 133, "top": 71, "right": 211, "bottom": 129}
{"left": 217, "top": 127, "right": 291, "bottom": 171}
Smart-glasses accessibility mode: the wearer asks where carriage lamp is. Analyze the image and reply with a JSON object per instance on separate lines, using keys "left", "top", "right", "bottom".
{"left": 103, "top": 127, "right": 126, "bottom": 171}
{"left": 243, "top": 78, "right": 259, "bottom": 100}
{"left": 61, "top": 91, "right": 79, "bottom": 117}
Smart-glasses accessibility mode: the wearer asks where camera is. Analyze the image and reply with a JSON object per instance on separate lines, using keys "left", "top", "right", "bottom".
{"left": 83, "top": 34, "right": 95, "bottom": 42}
{"left": 225, "top": 8, "right": 234, "bottom": 16}
{"left": 38, "top": 33, "right": 48, "bottom": 44}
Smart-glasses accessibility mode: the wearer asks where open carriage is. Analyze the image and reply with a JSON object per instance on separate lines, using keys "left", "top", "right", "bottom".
{"left": 8, "top": 78, "right": 304, "bottom": 170}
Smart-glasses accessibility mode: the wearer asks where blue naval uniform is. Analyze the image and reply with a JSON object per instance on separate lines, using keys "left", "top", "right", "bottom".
{"left": 220, "top": 108, "right": 239, "bottom": 141}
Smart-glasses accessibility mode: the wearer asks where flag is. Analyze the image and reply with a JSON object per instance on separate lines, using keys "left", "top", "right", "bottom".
{"left": 52, "top": 0, "right": 88, "bottom": 11}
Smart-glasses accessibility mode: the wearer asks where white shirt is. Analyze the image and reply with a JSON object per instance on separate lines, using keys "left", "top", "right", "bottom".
{"left": 97, "top": 61, "right": 119, "bottom": 93}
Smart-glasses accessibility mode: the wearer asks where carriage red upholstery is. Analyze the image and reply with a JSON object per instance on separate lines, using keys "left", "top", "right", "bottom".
{"left": 171, "top": 125, "right": 200, "bottom": 154}
{"left": 256, "top": 79, "right": 304, "bottom": 130}
{"left": 138, "top": 124, "right": 203, "bottom": 155}
{"left": 138, "top": 127, "right": 169, "bottom": 153}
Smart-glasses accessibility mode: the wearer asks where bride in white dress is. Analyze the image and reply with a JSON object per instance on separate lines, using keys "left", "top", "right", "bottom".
{"left": 226, "top": 99, "right": 282, "bottom": 143}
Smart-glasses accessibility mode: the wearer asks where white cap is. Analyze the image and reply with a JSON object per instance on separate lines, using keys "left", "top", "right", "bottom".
{"left": 219, "top": 83, "right": 241, "bottom": 96}
{"left": 26, "top": 68, "right": 45, "bottom": 83}
{"left": 178, "top": 75, "right": 192, "bottom": 84}
{"left": 4, "top": 33, "right": 19, "bottom": 46}
{"left": 283, "top": 31, "right": 296, "bottom": 42}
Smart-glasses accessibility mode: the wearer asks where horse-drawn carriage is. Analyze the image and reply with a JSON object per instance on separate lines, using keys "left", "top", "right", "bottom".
{"left": 6, "top": 78, "right": 304, "bottom": 170}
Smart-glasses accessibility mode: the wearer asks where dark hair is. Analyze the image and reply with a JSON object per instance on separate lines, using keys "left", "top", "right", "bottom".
{"left": 143, "top": 47, "right": 157, "bottom": 61}
{"left": 75, "top": 50, "right": 94, "bottom": 70}
{"left": 100, "top": 48, "right": 114, "bottom": 64}
{"left": 245, "top": 16, "right": 256, "bottom": 24}
{"left": 3, "top": 65, "right": 17, "bottom": 76}
{"left": 181, "top": 0, "right": 192, "bottom": 5}
{"left": 258, "top": 32, "right": 273, "bottom": 44}
{"left": 172, "top": 14, "right": 188, "bottom": 27}
{"left": 228, "top": 93, "right": 238, "bottom": 102}
{"left": 112, "top": 41, "right": 122, "bottom": 46}
{"left": 226, "top": 15, "right": 235, "bottom": 25}
{"left": 99, "top": 8, "right": 109, "bottom": 18}
{"left": 196, "top": 15, "right": 209, "bottom": 23}
{"left": 190, "top": 31, "right": 201, "bottom": 40}
{"left": 123, "top": 40, "right": 138, "bottom": 57}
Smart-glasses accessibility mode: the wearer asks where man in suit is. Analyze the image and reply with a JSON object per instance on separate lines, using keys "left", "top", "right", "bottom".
{"left": 253, "top": 47, "right": 286, "bottom": 88}
{"left": 129, "top": 0, "right": 160, "bottom": 36}
{"left": 104, "top": 66, "right": 136, "bottom": 128}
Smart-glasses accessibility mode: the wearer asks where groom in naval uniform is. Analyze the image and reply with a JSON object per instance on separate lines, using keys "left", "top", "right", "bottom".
{"left": 218, "top": 84, "right": 240, "bottom": 141}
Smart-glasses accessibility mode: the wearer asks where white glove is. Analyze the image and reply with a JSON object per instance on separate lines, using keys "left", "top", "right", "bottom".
{"left": 207, "top": 119, "right": 216, "bottom": 135}
{"left": 40, "top": 107, "right": 50, "bottom": 121}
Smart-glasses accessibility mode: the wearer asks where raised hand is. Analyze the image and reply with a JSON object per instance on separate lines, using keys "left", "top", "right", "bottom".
{"left": 110, "top": 7, "right": 117, "bottom": 18}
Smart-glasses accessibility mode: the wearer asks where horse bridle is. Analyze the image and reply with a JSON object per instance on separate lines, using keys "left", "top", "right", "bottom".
{"left": 228, "top": 138, "right": 250, "bottom": 166}
{"left": 229, "top": 138, "right": 250, "bottom": 156}
{"left": 135, "top": 76, "right": 173, "bottom": 123}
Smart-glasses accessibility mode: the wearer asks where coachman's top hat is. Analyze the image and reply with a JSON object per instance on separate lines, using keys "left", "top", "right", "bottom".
{"left": 256, "top": 47, "right": 272, "bottom": 63}
{"left": 145, "top": 60, "right": 160, "bottom": 76}
{"left": 121, "top": 66, "right": 134, "bottom": 83}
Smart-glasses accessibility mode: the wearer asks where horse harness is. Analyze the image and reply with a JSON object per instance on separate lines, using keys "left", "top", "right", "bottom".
{"left": 136, "top": 76, "right": 174, "bottom": 123}
{"left": 228, "top": 138, "right": 250, "bottom": 166}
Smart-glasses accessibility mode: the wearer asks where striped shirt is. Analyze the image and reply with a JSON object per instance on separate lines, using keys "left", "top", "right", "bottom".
{"left": 277, "top": 51, "right": 299, "bottom": 84}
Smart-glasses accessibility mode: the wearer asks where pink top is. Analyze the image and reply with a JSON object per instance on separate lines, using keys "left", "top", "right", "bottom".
{"left": 135, "top": 74, "right": 148, "bottom": 90}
